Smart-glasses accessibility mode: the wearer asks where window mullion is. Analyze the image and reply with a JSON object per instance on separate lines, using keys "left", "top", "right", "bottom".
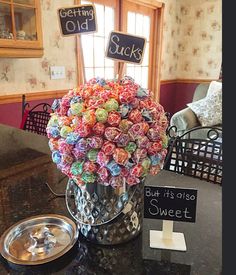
{"left": 10, "top": 0, "right": 16, "bottom": 40}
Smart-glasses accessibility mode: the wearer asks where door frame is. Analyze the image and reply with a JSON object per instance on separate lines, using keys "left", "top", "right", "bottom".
{"left": 75, "top": 0, "right": 164, "bottom": 102}
{"left": 121, "top": 0, "right": 165, "bottom": 102}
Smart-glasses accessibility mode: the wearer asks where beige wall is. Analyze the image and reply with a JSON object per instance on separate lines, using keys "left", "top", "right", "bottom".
{"left": 176, "top": 0, "right": 222, "bottom": 79}
{"left": 160, "top": 0, "right": 222, "bottom": 80}
{"left": 0, "top": 0, "right": 77, "bottom": 95}
{"left": 0, "top": 0, "right": 222, "bottom": 95}
{"left": 160, "top": 0, "right": 178, "bottom": 80}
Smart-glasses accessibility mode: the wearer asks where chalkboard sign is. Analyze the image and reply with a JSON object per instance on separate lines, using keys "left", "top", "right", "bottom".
{"left": 106, "top": 31, "right": 146, "bottom": 64}
{"left": 58, "top": 5, "right": 97, "bottom": 36}
{"left": 144, "top": 186, "right": 197, "bottom": 223}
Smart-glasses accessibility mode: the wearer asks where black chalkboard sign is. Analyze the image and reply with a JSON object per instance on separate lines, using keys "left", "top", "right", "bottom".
{"left": 106, "top": 31, "right": 146, "bottom": 64}
{"left": 144, "top": 186, "right": 197, "bottom": 223}
{"left": 58, "top": 5, "right": 97, "bottom": 36}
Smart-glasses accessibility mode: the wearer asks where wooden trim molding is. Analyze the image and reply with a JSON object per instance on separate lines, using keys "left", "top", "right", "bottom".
{"left": 0, "top": 78, "right": 218, "bottom": 105}
{"left": 126, "top": 0, "right": 163, "bottom": 9}
{"left": 153, "top": 5, "right": 164, "bottom": 102}
{"left": 0, "top": 48, "right": 43, "bottom": 58}
{"left": 0, "top": 90, "right": 68, "bottom": 105}
{"left": 160, "top": 79, "right": 176, "bottom": 84}
{"left": 160, "top": 79, "right": 217, "bottom": 85}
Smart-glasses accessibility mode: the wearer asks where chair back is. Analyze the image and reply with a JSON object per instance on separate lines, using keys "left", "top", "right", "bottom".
{"left": 21, "top": 95, "right": 51, "bottom": 136}
{"left": 192, "top": 83, "right": 209, "bottom": 102}
{"left": 164, "top": 126, "right": 222, "bottom": 184}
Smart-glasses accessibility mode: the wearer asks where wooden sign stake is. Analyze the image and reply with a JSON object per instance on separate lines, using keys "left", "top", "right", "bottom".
{"left": 76, "top": 36, "right": 86, "bottom": 85}
{"left": 106, "top": 31, "right": 146, "bottom": 82}
{"left": 59, "top": 2, "right": 97, "bottom": 85}
{"left": 162, "top": 220, "right": 173, "bottom": 239}
{"left": 150, "top": 220, "right": 187, "bottom": 251}
{"left": 117, "top": 62, "right": 125, "bottom": 82}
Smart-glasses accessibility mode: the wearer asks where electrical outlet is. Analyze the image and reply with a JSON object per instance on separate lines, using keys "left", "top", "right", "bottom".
{"left": 50, "top": 66, "right": 66, "bottom": 80}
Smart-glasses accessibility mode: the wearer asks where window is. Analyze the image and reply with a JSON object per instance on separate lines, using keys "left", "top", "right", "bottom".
{"left": 126, "top": 13, "right": 150, "bottom": 88}
{"left": 76, "top": 0, "right": 164, "bottom": 101}
{"left": 81, "top": 0, "right": 117, "bottom": 81}
{"left": 124, "top": 7, "right": 153, "bottom": 89}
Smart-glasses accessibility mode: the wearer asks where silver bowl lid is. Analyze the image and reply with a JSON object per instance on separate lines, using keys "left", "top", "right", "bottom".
{"left": 0, "top": 214, "right": 79, "bottom": 265}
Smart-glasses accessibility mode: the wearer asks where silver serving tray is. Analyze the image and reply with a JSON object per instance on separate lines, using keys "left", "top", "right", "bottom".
{"left": 0, "top": 214, "right": 78, "bottom": 265}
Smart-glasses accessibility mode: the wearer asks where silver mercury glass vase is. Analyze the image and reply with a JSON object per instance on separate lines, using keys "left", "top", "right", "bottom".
{"left": 66, "top": 178, "right": 145, "bottom": 245}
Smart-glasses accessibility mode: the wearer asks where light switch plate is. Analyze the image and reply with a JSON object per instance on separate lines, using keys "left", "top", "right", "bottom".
{"left": 50, "top": 66, "right": 66, "bottom": 80}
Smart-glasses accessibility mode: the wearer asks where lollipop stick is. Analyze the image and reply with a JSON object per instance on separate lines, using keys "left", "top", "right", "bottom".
{"left": 123, "top": 177, "right": 126, "bottom": 193}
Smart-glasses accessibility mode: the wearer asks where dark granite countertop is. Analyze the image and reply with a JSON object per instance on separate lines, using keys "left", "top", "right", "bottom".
{"left": 0, "top": 124, "right": 222, "bottom": 275}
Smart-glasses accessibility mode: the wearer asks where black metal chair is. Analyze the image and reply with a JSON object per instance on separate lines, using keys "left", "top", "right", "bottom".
{"left": 163, "top": 126, "right": 222, "bottom": 185}
{"left": 20, "top": 95, "right": 51, "bottom": 136}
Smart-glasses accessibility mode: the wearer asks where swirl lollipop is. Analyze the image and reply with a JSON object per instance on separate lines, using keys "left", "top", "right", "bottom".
{"left": 47, "top": 76, "right": 168, "bottom": 186}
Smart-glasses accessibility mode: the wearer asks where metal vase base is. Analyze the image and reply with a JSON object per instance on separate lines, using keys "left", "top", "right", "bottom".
{"left": 66, "top": 179, "right": 144, "bottom": 245}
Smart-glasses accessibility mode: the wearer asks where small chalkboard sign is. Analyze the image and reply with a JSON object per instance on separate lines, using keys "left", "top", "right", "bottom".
{"left": 106, "top": 31, "right": 146, "bottom": 64}
{"left": 144, "top": 186, "right": 197, "bottom": 223}
{"left": 58, "top": 5, "right": 97, "bottom": 36}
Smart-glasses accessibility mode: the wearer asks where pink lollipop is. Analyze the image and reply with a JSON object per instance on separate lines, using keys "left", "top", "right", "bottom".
{"left": 101, "top": 141, "right": 116, "bottom": 156}
{"left": 104, "top": 127, "right": 121, "bottom": 141}
{"left": 107, "top": 111, "right": 121, "bottom": 127}
{"left": 93, "top": 122, "right": 105, "bottom": 136}
{"left": 98, "top": 167, "right": 109, "bottom": 181}
{"left": 128, "top": 109, "right": 143, "bottom": 123}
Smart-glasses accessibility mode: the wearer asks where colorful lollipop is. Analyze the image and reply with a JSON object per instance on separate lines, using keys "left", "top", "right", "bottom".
{"left": 47, "top": 76, "right": 168, "bottom": 187}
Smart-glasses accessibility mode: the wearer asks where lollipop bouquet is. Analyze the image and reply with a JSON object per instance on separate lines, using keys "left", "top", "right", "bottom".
{"left": 46, "top": 76, "right": 168, "bottom": 244}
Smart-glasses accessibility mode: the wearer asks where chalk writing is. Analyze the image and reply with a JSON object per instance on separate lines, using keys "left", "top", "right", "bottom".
{"left": 144, "top": 186, "right": 197, "bottom": 223}
{"left": 106, "top": 31, "right": 146, "bottom": 64}
{"left": 58, "top": 5, "right": 96, "bottom": 36}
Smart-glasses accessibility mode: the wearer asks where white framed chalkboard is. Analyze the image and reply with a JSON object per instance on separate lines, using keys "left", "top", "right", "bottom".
{"left": 105, "top": 31, "right": 146, "bottom": 64}
{"left": 58, "top": 4, "right": 97, "bottom": 36}
{"left": 144, "top": 186, "right": 198, "bottom": 223}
